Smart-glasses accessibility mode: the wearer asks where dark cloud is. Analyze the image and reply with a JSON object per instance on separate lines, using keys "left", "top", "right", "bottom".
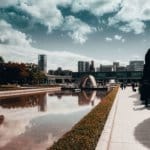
{"left": 0, "top": 6, "right": 31, "bottom": 29}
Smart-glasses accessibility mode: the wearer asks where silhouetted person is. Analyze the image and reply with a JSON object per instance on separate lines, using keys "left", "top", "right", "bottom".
{"left": 131, "top": 82, "right": 136, "bottom": 91}
{"left": 120, "top": 83, "right": 124, "bottom": 90}
{"left": 123, "top": 83, "right": 126, "bottom": 89}
{"left": 140, "top": 49, "right": 150, "bottom": 107}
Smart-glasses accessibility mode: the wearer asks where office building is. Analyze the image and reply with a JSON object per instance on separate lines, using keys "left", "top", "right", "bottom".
{"left": 78, "top": 61, "right": 85, "bottom": 72}
{"left": 85, "top": 62, "right": 90, "bottom": 72}
{"left": 127, "top": 61, "right": 144, "bottom": 71}
{"left": 116, "top": 66, "right": 127, "bottom": 72}
{"left": 100, "top": 65, "right": 113, "bottom": 72}
{"left": 38, "top": 54, "right": 47, "bottom": 74}
{"left": 113, "top": 62, "right": 119, "bottom": 72}
{"left": 78, "top": 61, "right": 90, "bottom": 72}
{"left": 90, "top": 60, "right": 95, "bottom": 72}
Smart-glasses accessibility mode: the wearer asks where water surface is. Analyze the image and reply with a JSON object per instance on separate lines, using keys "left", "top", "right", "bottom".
{"left": 0, "top": 90, "right": 106, "bottom": 150}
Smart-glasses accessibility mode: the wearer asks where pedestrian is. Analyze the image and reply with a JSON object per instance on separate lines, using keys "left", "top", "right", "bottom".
{"left": 123, "top": 83, "right": 126, "bottom": 89}
{"left": 131, "top": 82, "right": 136, "bottom": 92}
{"left": 120, "top": 83, "right": 124, "bottom": 90}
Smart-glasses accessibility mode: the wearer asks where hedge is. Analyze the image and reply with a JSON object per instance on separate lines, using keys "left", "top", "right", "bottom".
{"left": 48, "top": 86, "right": 119, "bottom": 150}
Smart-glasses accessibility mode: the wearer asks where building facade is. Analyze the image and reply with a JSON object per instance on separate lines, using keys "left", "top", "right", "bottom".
{"left": 113, "top": 62, "right": 119, "bottom": 71}
{"left": 100, "top": 65, "right": 113, "bottom": 72}
{"left": 127, "top": 61, "right": 144, "bottom": 71}
{"left": 38, "top": 54, "right": 47, "bottom": 74}
{"left": 90, "top": 60, "right": 95, "bottom": 72}
{"left": 78, "top": 61, "right": 90, "bottom": 72}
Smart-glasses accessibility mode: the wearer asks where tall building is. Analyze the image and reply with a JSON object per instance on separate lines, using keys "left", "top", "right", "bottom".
{"left": 85, "top": 62, "right": 90, "bottom": 72}
{"left": 78, "top": 61, "right": 84, "bottom": 72}
{"left": 78, "top": 61, "right": 90, "bottom": 72}
{"left": 90, "top": 60, "right": 95, "bottom": 72}
{"left": 127, "top": 61, "right": 144, "bottom": 71}
{"left": 38, "top": 54, "right": 47, "bottom": 74}
{"left": 113, "top": 62, "right": 119, "bottom": 72}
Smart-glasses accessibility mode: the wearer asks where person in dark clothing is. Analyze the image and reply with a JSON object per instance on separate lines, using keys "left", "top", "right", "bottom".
{"left": 120, "top": 83, "right": 124, "bottom": 90}
{"left": 140, "top": 49, "right": 150, "bottom": 107}
{"left": 131, "top": 82, "right": 136, "bottom": 91}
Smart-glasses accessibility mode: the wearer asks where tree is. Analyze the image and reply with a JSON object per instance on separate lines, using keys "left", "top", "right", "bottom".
{"left": 0, "top": 62, "right": 47, "bottom": 85}
{"left": 0, "top": 56, "right": 4, "bottom": 63}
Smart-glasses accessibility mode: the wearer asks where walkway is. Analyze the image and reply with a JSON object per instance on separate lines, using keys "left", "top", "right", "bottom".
{"left": 96, "top": 87, "right": 150, "bottom": 150}
{"left": 0, "top": 87, "right": 61, "bottom": 98}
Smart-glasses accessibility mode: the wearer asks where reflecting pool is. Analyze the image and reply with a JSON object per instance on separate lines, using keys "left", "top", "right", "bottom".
{"left": 0, "top": 90, "right": 106, "bottom": 150}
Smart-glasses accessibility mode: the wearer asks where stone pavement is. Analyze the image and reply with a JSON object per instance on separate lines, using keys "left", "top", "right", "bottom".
{"left": 96, "top": 87, "right": 150, "bottom": 150}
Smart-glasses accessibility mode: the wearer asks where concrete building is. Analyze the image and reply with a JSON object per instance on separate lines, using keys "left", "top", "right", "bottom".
{"left": 38, "top": 54, "right": 47, "bottom": 74}
{"left": 48, "top": 67, "right": 72, "bottom": 76}
{"left": 113, "top": 62, "right": 119, "bottom": 72}
{"left": 78, "top": 61, "right": 85, "bottom": 72}
{"left": 90, "top": 60, "right": 95, "bottom": 72}
{"left": 127, "top": 61, "right": 144, "bottom": 71}
{"left": 116, "top": 66, "right": 127, "bottom": 72}
{"left": 85, "top": 62, "right": 90, "bottom": 72}
{"left": 100, "top": 65, "right": 113, "bottom": 72}
{"left": 78, "top": 61, "right": 90, "bottom": 72}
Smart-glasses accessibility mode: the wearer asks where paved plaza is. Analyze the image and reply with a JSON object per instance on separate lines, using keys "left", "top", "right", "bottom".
{"left": 96, "top": 87, "right": 150, "bottom": 150}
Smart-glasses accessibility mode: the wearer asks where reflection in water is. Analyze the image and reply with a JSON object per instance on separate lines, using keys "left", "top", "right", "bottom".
{"left": 0, "top": 94, "right": 47, "bottom": 112}
{"left": 38, "top": 94, "right": 47, "bottom": 112}
{"left": 0, "top": 90, "right": 106, "bottom": 150}
{"left": 78, "top": 91, "right": 97, "bottom": 106}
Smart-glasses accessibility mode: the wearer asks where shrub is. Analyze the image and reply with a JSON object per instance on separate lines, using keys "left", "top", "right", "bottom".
{"left": 48, "top": 86, "right": 119, "bottom": 150}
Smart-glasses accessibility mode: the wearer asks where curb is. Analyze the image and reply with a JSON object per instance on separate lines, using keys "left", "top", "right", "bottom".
{"left": 96, "top": 88, "right": 120, "bottom": 150}
{"left": 0, "top": 87, "right": 61, "bottom": 98}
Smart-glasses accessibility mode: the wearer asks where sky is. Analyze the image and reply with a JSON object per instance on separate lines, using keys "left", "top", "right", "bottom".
{"left": 0, "top": 0, "right": 150, "bottom": 71}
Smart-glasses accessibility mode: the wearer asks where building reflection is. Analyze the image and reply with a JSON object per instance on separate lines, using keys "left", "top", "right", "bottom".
{"left": 38, "top": 94, "right": 47, "bottom": 112}
{"left": 0, "top": 93, "right": 47, "bottom": 112}
{"left": 0, "top": 90, "right": 106, "bottom": 112}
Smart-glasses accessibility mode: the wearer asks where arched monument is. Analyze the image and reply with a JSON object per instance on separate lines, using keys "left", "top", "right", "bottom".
{"left": 79, "top": 75, "right": 97, "bottom": 88}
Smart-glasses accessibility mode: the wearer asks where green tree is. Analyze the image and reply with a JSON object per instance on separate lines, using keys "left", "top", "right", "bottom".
{"left": 0, "top": 56, "right": 4, "bottom": 63}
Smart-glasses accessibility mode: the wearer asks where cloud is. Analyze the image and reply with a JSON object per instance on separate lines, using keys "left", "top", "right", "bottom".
{"left": 108, "top": 0, "right": 150, "bottom": 34}
{"left": 121, "top": 39, "right": 125, "bottom": 43}
{"left": 114, "top": 34, "right": 125, "bottom": 43}
{"left": 105, "top": 37, "right": 112, "bottom": 42}
{"left": 105, "top": 35, "right": 125, "bottom": 43}
{"left": 119, "top": 20, "right": 146, "bottom": 34}
{"left": 114, "top": 35, "right": 122, "bottom": 40}
{"left": 0, "top": 20, "right": 32, "bottom": 47}
{"left": 19, "top": 0, "right": 65, "bottom": 32}
{"left": 63, "top": 16, "right": 96, "bottom": 44}
{"left": 15, "top": 1, "right": 95, "bottom": 43}
{"left": 71, "top": 0, "right": 121, "bottom": 16}
{"left": 1, "top": 0, "right": 150, "bottom": 36}
{"left": 0, "top": 0, "right": 18, "bottom": 7}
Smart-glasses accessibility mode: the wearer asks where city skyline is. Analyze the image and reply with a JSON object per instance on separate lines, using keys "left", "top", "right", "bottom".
{"left": 0, "top": 0, "right": 150, "bottom": 71}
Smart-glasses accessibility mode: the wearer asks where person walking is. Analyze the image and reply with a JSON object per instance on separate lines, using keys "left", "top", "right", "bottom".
{"left": 120, "top": 83, "right": 124, "bottom": 90}
{"left": 131, "top": 82, "right": 136, "bottom": 92}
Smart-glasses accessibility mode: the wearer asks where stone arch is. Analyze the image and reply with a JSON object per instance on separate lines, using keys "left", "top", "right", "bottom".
{"left": 79, "top": 75, "right": 97, "bottom": 88}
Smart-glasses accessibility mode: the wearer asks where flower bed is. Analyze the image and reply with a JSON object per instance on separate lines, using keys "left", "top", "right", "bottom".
{"left": 48, "top": 86, "right": 119, "bottom": 150}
